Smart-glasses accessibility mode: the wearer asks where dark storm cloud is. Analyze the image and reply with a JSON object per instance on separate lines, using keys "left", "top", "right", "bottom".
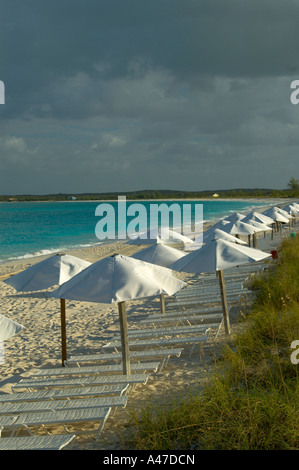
{"left": 3, "top": 0, "right": 299, "bottom": 117}
{"left": 0, "top": 0, "right": 299, "bottom": 193}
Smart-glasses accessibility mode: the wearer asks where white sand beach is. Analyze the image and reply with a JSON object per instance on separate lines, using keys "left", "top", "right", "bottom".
{"left": 0, "top": 206, "right": 296, "bottom": 449}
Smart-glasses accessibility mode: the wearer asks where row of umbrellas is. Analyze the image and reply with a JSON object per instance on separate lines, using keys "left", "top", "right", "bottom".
{"left": 2, "top": 203, "right": 298, "bottom": 374}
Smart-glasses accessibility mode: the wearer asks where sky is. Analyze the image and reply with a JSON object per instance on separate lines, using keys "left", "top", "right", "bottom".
{"left": 1, "top": 0, "right": 299, "bottom": 195}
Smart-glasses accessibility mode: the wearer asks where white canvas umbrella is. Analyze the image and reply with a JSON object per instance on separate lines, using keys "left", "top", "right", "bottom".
{"left": 218, "top": 219, "right": 261, "bottom": 246}
{"left": 275, "top": 207, "right": 292, "bottom": 219}
{"left": 282, "top": 203, "right": 298, "bottom": 215}
{"left": 203, "top": 228, "right": 247, "bottom": 245}
{"left": 193, "top": 219, "right": 231, "bottom": 247}
{"left": 223, "top": 212, "right": 246, "bottom": 223}
{"left": 169, "top": 239, "right": 271, "bottom": 335}
{"left": 51, "top": 254, "right": 186, "bottom": 374}
{"left": 225, "top": 220, "right": 260, "bottom": 236}
{"left": 262, "top": 207, "right": 290, "bottom": 223}
{"left": 3, "top": 253, "right": 91, "bottom": 366}
{"left": 131, "top": 242, "right": 187, "bottom": 313}
{"left": 0, "top": 314, "right": 25, "bottom": 364}
{"left": 131, "top": 242, "right": 186, "bottom": 267}
{"left": 242, "top": 211, "right": 275, "bottom": 226}
{"left": 0, "top": 314, "right": 24, "bottom": 342}
{"left": 241, "top": 219, "right": 273, "bottom": 247}
{"left": 127, "top": 228, "right": 194, "bottom": 246}
{"left": 3, "top": 254, "right": 91, "bottom": 292}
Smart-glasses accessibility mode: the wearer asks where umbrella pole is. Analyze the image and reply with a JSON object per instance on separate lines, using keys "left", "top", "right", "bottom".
{"left": 118, "top": 301, "right": 131, "bottom": 375}
{"left": 160, "top": 294, "right": 166, "bottom": 314}
{"left": 217, "top": 270, "right": 231, "bottom": 335}
{"left": 60, "top": 298, "right": 67, "bottom": 367}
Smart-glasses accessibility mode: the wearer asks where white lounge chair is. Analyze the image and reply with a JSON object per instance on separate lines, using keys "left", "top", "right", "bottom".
{"left": 174, "top": 287, "right": 249, "bottom": 300}
{"left": 12, "top": 374, "right": 150, "bottom": 391}
{"left": 0, "top": 406, "right": 111, "bottom": 439}
{"left": 169, "top": 294, "right": 244, "bottom": 308}
{"left": 0, "top": 384, "right": 129, "bottom": 403}
{"left": 139, "top": 312, "right": 223, "bottom": 326}
{"left": 109, "top": 323, "right": 220, "bottom": 341}
{"left": 0, "top": 395, "right": 128, "bottom": 415}
{"left": 66, "top": 348, "right": 183, "bottom": 372}
{"left": 155, "top": 306, "right": 225, "bottom": 316}
{"left": 29, "top": 362, "right": 160, "bottom": 377}
{"left": 0, "top": 434, "right": 76, "bottom": 450}
{"left": 103, "top": 335, "right": 209, "bottom": 358}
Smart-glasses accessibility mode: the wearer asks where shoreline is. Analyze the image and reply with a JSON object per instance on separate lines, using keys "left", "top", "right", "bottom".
{"left": 0, "top": 198, "right": 290, "bottom": 268}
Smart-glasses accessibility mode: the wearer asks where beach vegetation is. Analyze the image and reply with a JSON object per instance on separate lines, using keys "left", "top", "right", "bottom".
{"left": 126, "top": 236, "right": 299, "bottom": 450}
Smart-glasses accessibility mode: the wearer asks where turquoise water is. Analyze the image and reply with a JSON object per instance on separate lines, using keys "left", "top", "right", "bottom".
{"left": 0, "top": 199, "right": 268, "bottom": 263}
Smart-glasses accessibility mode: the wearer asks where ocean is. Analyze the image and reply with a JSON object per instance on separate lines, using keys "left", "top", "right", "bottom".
{"left": 0, "top": 199, "right": 269, "bottom": 263}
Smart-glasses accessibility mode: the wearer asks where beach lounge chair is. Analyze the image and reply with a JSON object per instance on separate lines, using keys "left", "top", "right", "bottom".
{"left": 103, "top": 335, "right": 209, "bottom": 358}
{"left": 174, "top": 281, "right": 245, "bottom": 295}
{"left": 0, "top": 384, "right": 129, "bottom": 404}
{"left": 29, "top": 362, "right": 160, "bottom": 377}
{"left": 0, "top": 406, "right": 111, "bottom": 439}
{"left": 168, "top": 293, "right": 244, "bottom": 309}
{"left": 12, "top": 374, "right": 150, "bottom": 392}
{"left": 66, "top": 348, "right": 183, "bottom": 372}
{"left": 0, "top": 395, "right": 128, "bottom": 415}
{"left": 174, "top": 286, "right": 249, "bottom": 300}
{"left": 156, "top": 306, "right": 225, "bottom": 316}
{"left": 0, "top": 434, "right": 76, "bottom": 450}
{"left": 139, "top": 312, "right": 223, "bottom": 327}
{"left": 109, "top": 323, "right": 220, "bottom": 341}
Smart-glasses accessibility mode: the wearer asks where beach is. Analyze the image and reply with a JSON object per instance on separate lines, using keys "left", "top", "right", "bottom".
{"left": 0, "top": 201, "right": 296, "bottom": 449}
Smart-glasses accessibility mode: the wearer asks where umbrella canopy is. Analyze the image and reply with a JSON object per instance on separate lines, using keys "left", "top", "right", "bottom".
{"left": 169, "top": 239, "right": 271, "bottom": 335}
{"left": 169, "top": 238, "right": 271, "bottom": 274}
{"left": 51, "top": 254, "right": 186, "bottom": 373}
{"left": 3, "top": 254, "right": 91, "bottom": 292}
{"left": 242, "top": 211, "right": 275, "bottom": 225}
{"left": 223, "top": 212, "right": 246, "bottom": 223}
{"left": 228, "top": 220, "right": 264, "bottom": 235}
{"left": 282, "top": 203, "right": 298, "bottom": 215}
{"left": 195, "top": 219, "right": 230, "bottom": 245}
{"left": 51, "top": 254, "right": 185, "bottom": 303}
{"left": 131, "top": 242, "right": 186, "bottom": 267}
{"left": 262, "top": 207, "right": 290, "bottom": 223}
{"left": 274, "top": 207, "right": 292, "bottom": 219}
{"left": 0, "top": 314, "right": 24, "bottom": 342}
{"left": 126, "top": 228, "right": 194, "bottom": 246}
{"left": 243, "top": 219, "right": 273, "bottom": 232}
{"left": 203, "top": 228, "right": 247, "bottom": 245}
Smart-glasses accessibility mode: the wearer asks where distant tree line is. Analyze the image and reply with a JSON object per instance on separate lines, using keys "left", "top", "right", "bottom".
{"left": 1, "top": 183, "right": 298, "bottom": 202}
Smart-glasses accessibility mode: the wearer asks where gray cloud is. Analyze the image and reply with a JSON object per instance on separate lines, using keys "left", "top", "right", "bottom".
{"left": 1, "top": 1, "right": 299, "bottom": 194}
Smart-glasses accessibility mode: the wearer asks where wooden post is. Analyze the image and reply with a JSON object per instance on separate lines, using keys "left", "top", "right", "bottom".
{"left": 60, "top": 298, "right": 67, "bottom": 367}
{"left": 160, "top": 294, "right": 165, "bottom": 314}
{"left": 253, "top": 232, "right": 257, "bottom": 248}
{"left": 248, "top": 235, "right": 251, "bottom": 246}
{"left": 217, "top": 270, "right": 231, "bottom": 335}
{"left": 118, "top": 301, "right": 131, "bottom": 375}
